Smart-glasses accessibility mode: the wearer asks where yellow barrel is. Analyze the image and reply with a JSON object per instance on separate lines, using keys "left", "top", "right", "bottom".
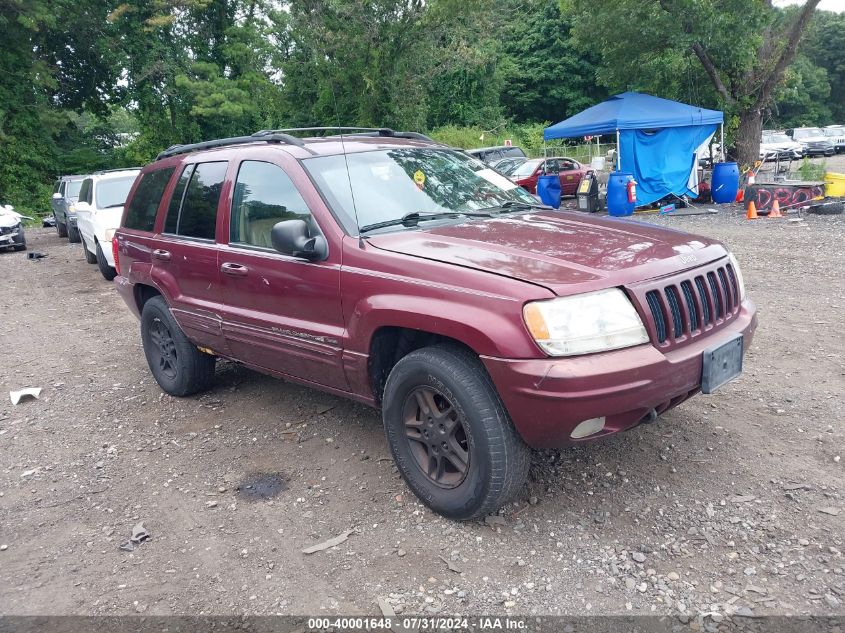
{"left": 825, "top": 171, "right": 845, "bottom": 197}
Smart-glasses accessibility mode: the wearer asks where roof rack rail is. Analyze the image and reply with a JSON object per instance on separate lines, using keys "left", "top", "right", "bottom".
{"left": 156, "top": 132, "right": 312, "bottom": 161}
{"left": 253, "top": 127, "right": 443, "bottom": 145}
{"left": 91, "top": 167, "right": 143, "bottom": 175}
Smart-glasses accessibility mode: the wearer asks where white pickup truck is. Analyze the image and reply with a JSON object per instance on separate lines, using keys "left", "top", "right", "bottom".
{"left": 75, "top": 169, "right": 141, "bottom": 280}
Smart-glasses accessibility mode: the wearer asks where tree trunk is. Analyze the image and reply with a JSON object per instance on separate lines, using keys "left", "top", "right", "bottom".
{"left": 735, "top": 107, "right": 763, "bottom": 168}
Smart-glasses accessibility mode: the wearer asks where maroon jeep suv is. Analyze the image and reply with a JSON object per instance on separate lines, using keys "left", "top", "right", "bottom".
{"left": 113, "top": 128, "right": 757, "bottom": 520}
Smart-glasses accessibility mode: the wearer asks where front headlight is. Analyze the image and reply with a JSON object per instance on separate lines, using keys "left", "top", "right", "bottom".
{"left": 728, "top": 252, "right": 746, "bottom": 300}
{"left": 523, "top": 288, "right": 649, "bottom": 357}
{"left": 68, "top": 204, "right": 76, "bottom": 213}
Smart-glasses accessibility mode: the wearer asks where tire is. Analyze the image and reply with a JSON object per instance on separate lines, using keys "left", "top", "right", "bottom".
{"left": 805, "top": 200, "right": 844, "bottom": 215}
{"left": 382, "top": 344, "right": 530, "bottom": 520}
{"left": 67, "top": 223, "right": 81, "bottom": 243}
{"left": 140, "top": 296, "right": 216, "bottom": 397}
{"left": 81, "top": 237, "right": 98, "bottom": 264}
{"left": 57, "top": 220, "right": 68, "bottom": 238}
{"left": 12, "top": 231, "right": 26, "bottom": 251}
{"left": 96, "top": 241, "right": 117, "bottom": 280}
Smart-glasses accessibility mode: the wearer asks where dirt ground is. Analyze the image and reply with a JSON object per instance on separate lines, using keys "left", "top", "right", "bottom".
{"left": 1, "top": 184, "right": 843, "bottom": 622}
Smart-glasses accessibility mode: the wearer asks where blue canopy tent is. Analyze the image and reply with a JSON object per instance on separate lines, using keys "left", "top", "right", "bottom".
{"left": 544, "top": 92, "right": 724, "bottom": 206}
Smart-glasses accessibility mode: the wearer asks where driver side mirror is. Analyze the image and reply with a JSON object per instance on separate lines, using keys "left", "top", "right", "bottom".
{"left": 75, "top": 201, "right": 90, "bottom": 212}
{"left": 271, "top": 219, "right": 328, "bottom": 261}
{"left": 52, "top": 193, "right": 62, "bottom": 200}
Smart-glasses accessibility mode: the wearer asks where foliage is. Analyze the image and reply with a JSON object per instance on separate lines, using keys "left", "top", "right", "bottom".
{"left": 0, "top": 0, "right": 840, "bottom": 218}
{"left": 797, "top": 157, "right": 826, "bottom": 181}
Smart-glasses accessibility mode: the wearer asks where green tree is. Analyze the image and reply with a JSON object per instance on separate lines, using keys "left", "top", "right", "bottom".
{"left": 498, "top": 0, "right": 606, "bottom": 123}
{"left": 570, "top": 0, "right": 822, "bottom": 167}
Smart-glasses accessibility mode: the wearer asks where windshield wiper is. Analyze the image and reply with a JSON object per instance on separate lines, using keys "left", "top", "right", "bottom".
{"left": 359, "top": 211, "right": 493, "bottom": 234}
{"left": 103, "top": 203, "right": 125, "bottom": 209}
{"left": 479, "top": 200, "right": 553, "bottom": 214}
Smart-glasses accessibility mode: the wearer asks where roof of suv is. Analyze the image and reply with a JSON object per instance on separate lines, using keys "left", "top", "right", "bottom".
{"left": 87, "top": 168, "right": 142, "bottom": 181}
{"left": 154, "top": 128, "right": 446, "bottom": 162}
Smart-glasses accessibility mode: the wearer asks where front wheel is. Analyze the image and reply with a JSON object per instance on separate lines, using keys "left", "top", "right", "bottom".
{"left": 67, "top": 223, "right": 81, "bottom": 243}
{"left": 57, "top": 220, "right": 68, "bottom": 238}
{"left": 140, "top": 296, "right": 216, "bottom": 397}
{"left": 382, "top": 345, "right": 530, "bottom": 520}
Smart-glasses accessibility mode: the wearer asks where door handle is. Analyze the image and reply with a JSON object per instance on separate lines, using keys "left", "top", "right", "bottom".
{"left": 152, "top": 249, "right": 171, "bottom": 262}
{"left": 220, "top": 262, "right": 249, "bottom": 277}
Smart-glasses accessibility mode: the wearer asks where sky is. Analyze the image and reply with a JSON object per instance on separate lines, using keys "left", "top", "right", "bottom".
{"left": 774, "top": 0, "right": 844, "bottom": 11}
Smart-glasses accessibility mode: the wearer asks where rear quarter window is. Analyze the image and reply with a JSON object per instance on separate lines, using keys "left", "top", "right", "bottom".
{"left": 123, "top": 168, "right": 175, "bottom": 231}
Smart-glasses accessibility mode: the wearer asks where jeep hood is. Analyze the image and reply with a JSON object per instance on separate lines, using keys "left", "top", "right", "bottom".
{"left": 366, "top": 211, "right": 727, "bottom": 295}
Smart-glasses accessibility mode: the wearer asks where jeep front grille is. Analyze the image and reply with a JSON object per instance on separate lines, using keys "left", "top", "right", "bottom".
{"left": 635, "top": 260, "right": 741, "bottom": 347}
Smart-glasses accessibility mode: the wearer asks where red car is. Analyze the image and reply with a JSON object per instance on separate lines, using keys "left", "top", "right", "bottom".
{"left": 113, "top": 129, "right": 756, "bottom": 520}
{"left": 510, "top": 156, "right": 588, "bottom": 195}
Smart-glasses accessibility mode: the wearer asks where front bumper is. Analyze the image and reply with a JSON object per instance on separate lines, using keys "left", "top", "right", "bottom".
{"left": 483, "top": 301, "right": 757, "bottom": 448}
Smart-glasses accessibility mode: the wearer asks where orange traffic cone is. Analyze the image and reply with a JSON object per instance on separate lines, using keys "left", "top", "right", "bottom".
{"left": 736, "top": 188, "right": 744, "bottom": 203}
{"left": 746, "top": 200, "right": 758, "bottom": 220}
{"left": 769, "top": 199, "right": 783, "bottom": 218}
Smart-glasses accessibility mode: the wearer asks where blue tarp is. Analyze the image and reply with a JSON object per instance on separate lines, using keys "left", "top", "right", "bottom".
{"left": 620, "top": 125, "right": 717, "bottom": 205}
{"left": 543, "top": 92, "right": 723, "bottom": 139}
{"left": 543, "top": 92, "right": 723, "bottom": 206}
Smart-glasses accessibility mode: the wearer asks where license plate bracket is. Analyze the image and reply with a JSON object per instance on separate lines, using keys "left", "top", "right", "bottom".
{"left": 701, "top": 334, "right": 744, "bottom": 394}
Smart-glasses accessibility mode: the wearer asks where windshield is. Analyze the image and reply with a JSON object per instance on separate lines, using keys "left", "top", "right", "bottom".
{"left": 794, "top": 128, "right": 824, "bottom": 138}
{"left": 824, "top": 127, "right": 843, "bottom": 136}
{"left": 764, "top": 134, "right": 791, "bottom": 143}
{"left": 66, "top": 179, "right": 83, "bottom": 198}
{"left": 512, "top": 159, "right": 542, "bottom": 177}
{"left": 304, "top": 148, "right": 539, "bottom": 234}
{"left": 95, "top": 175, "right": 137, "bottom": 208}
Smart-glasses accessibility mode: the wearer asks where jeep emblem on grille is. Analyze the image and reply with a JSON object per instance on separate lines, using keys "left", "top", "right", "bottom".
{"left": 679, "top": 253, "right": 697, "bottom": 264}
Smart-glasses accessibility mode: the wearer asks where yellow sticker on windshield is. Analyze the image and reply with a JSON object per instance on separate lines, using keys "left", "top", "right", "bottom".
{"left": 413, "top": 170, "right": 426, "bottom": 189}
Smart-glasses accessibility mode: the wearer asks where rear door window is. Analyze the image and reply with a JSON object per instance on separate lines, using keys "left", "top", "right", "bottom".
{"left": 123, "top": 167, "right": 176, "bottom": 231}
{"left": 169, "top": 161, "right": 227, "bottom": 241}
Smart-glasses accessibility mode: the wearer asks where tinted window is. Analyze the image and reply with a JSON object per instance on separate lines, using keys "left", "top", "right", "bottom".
{"left": 163, "top": 165, "right": 193, "bottom": 234}
{"left": 95, "top": 175, "right": 138, "bottom": 209}
{"left": 123, "top": 167, "right": 176, "bottom": 231}
{"left": 230, "top": 161, "right": 313, "bottom": 249}
{"left": 175, "top": 161, "right": 226, "bottom": 240}
{"left": 502, "top": 147, "right": 526, "bottom": 158}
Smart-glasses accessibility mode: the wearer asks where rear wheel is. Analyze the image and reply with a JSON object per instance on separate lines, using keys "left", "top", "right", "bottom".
{"left": 140, "top": 296, "right": 216, "bottom": 397}
{"left": 96, "top": 241, "right": 116, "bottom": 280}
{"left": 81, "top": 237, "right": 97, "bottom": 264}
{"left": 67, "top": 223, "right": 81, "bottom": 243}
{"left": 382, "top": 344, "right": 530, "bottom": 520}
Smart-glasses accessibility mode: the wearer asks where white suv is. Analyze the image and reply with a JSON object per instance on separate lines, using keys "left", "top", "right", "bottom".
{"left": 75, "top": 169, "right": 141, "bottom": 280}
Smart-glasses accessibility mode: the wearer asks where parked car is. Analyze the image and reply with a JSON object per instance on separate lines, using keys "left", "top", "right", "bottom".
{"left": 466, "top": 145, "right": 527, "bottom": 165}
{"left": 51, "top": 174, "right": 86, "bottom": 242}
{"left": 823, "top": 125, "right": 845, "bottom": 154}
{"left": 759, "top": 132, "right": 803, "bottom": 161}
{"left": 786, "top": 128, "right": 835, "bottom": 157}
{"left": 113, "top": 128, "right": 757, "bottom": 520}
{"left": 491, "top": 156, "right": 527, "bottom": 176}
{"left": 510, "top": 157, "right": 587, "bottom": 195}
{"left": 0, "top": 203, "right": 29, "bottom": 252}
{"left": 75, "top": 168, "right": 142, "bottom": 280}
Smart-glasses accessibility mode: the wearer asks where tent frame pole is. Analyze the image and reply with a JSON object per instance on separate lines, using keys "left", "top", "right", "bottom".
{"left": 616, "top": 129, "right": 620, "bottom": 171}
{"left": 720, "top": 123, "right": 725, "bottom": 162}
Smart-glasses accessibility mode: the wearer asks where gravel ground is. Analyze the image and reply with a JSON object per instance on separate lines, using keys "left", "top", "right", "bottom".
{"left": 0, "top": 193, "right": 843, "bottom": 622}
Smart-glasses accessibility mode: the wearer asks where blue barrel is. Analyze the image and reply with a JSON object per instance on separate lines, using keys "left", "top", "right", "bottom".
{"left": 607, "top": 171, "right": 635, "bottom": 216}
{"left": 537, "top": 174, "right": 561, "bottom": 208}
{"left": 711, "top": 162, "right": 739, "bottom": 203}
